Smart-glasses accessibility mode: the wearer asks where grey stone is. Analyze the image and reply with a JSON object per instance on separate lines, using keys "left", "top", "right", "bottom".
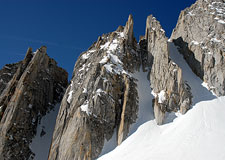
{"left": 0, "top": 47, "right": 68, "bottom": 160}
{"left": 0, "top": 62, "right": 21, "bottom": 95}
{"left": 145, "top": 15, "right": 192, "bottom": 125}
{"left": 171, "top": 0, "right": 225, "bottom": 96}
{"left": 48, "top": 15, "right": 139, "bottom": 160}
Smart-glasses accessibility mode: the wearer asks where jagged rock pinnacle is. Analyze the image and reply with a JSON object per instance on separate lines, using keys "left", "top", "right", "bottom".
{"left": 39, "top": 46, "right": 47, "bottom": 53}
{"left": 145, "top": 15, "right": 192, "bottom": 125}
{"left": 0, "top": 47, "right": 68, "bottom": 159}
{"left": 123, "top": 14, "right": 134, "bottom": 46}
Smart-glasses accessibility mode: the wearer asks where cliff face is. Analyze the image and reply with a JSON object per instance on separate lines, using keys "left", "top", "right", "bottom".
{"left": 0, "top": 47, "right": 68, "bottom": 160}
{"left": 48, "top": 15, "right": 139, "bottom": 160}
{"left": 0, "top": 62, "right": 21, "bottom": 95}
{"left": 171, "top": 0, "right": 225, "bottom": 96}
{"left": 146, "top": 15, "right": 192, "bottom": 125}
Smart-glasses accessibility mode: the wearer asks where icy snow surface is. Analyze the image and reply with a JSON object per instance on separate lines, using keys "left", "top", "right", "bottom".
{"left": 218, "top": 20, "right": 225, "bottom": 24}
{"left": 30, "top": 103, "right": 60, "bottom": 160}
{"left": 158, "top": 90, "right": 166, "bottom": 104}
{"left": 67, "top": 90, "right": 73, "bottom": 104}
{"left": 191, "top": 40, "right": 200, "bottom": 45}
{"left": 129, "top": 70, "right": 154, "bottom": 136}
{"left": 211, "top": 37, "right": 221, "bottom": 43}
{"left": 81, "top": 53, "right": 90, "bottom": 60}
{"left": 80, "top": 100, "right": 90, "bottom": 115}
{"left": 98, "top": 96, "right": 225, "bottom": 160}
{"left": 99, "top": 56, "right": 109, "bottom": 64}
{"left": 82, "top": 88, "right": 87, "bottom": 93}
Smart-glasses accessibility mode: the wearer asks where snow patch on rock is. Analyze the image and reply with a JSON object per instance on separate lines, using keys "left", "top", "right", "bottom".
{"left": 80, "top": 100, "right": 90, "bottom": 115}
{"left": 67, "top": 90, "right": 73, "bottom": 104}
{"left": 158, "top": 90, "right": 166, "bottom": 104}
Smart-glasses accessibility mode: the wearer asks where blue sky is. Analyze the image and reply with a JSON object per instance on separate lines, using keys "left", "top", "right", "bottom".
{"left": 0, "top": 0, "right": 196, "bottom": 78}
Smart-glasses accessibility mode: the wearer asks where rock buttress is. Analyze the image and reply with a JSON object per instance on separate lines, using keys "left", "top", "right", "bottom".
{"left": 0, "top": 47, "right": 68, "bottom": 160}
{"left": 171, "top": 0, "right": 225, "bottom": 96}
{"left": 145, "top": 15, "right": 192, "bottom": 125}
{"left": 48, "top": 15, "right": 139, "bottom": 160}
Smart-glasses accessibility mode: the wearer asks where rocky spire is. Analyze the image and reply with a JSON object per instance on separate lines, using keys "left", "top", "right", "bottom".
{"left": 0, "top": 62, "right": 21, "bottom": 95}
{"left": 145, "top": 15, "right": 192, "bottom": 125}
{"left": 0, "top": 47, "right": 68, "bottom": 160}
{"left": 48, "top": 15, "right": 139, "bottom": 160}
{"left": 123, "top": 14, "right": 134, "bottom": 46}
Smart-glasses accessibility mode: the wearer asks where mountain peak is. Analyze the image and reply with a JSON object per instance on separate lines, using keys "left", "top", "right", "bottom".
{"left": 123, "top": 14, "right": 134, "bottom": 45}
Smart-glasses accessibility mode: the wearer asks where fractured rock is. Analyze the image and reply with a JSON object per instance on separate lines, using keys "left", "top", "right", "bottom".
{"left": 145, "top": 15, "right": 192, "bottom": 125}
{"left": 171, "top": 0, "right": 225, "bottom": 96}
{"left": 0, "top": 47, "right": 68, "bottom": 160}
{"left": 48, "top": 15, "right": 139, "bottom": 160}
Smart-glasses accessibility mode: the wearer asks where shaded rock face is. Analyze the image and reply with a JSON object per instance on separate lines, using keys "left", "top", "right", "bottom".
{"left": 0, "top": 47, "right": 68, "bottom": 160}
{"left": 48, "top": 15, "right": 139, "bottom": 160}
{"left": 0, "top": 62, "right": 21, "bottom": 94}
{"left": 145, "top": 15, "right": 192, "bottom": 125}
{"left": 171, "top": 0, "right": 225, "bottom": 96}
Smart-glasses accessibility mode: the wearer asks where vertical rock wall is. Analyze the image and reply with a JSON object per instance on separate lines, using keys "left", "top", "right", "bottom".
{"left": 48, "top": 15, "right": 139, "bottom": 160}
{"left": 171, "top": 0, "right": 225, "bottom": 96}
{"left": 145, "top": 15, "right": 192, "bottom": 125}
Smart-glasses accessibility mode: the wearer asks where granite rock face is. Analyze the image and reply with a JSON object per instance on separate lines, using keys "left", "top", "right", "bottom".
{"left": 0, "top": 47, "right": 68, "bottom": 160}
{"left": 145, "top": 15, "right": 192, "bottom": 125}
{"left": 171, "top": 0, "right": 225, "bottom": 96}
{"left": 48, "top": 15, "right": 139, "bottom": 160}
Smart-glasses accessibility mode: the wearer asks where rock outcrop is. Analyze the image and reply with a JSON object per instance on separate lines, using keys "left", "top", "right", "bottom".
{"left": 48, "top": 15, "right": 139, "bottom": 160}
{"left": 0, "top": 62, "right": 21, "bottom": 94}
{"left": 171, "top": 0, "right": 225, "bottom": 96}
{"left": 145, "top": 15, "right": 192, "bottom": 125}
{"left": 0, "top": 47, "right": 68, "bottom": 160}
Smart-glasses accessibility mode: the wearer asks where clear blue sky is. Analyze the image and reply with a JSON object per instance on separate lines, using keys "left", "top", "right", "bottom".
{"left": 0, "top": 0, "right": 196, "bottom": 78}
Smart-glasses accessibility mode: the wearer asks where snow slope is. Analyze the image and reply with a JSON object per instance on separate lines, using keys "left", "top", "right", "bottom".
{"left": 99, "top": 96, "right": 225, "bottom": 160}
{"left": 129, "top": 70, "right": 154, "bottom": 135}
{"left": 30, "top": 104, "right": 60, "bottom": 160}
{"left": 98, "top": 43, "right": 225, "bottom": 160}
